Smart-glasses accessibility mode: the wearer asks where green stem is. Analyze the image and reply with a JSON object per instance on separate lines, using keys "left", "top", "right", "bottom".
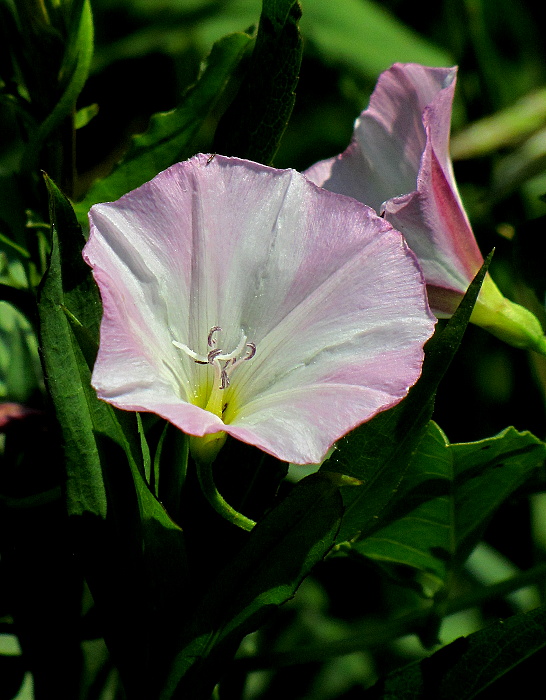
{"left": 195, "top": 454, "right": 256, "bottom": 532}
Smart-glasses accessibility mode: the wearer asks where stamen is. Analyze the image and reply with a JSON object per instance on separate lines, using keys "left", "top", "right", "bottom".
{"left": 220, "top": 368, "right": 230, "bottom": 389}
{"left": 173, "top": 326, "right": 256, "bottom": 392}
{"left": 244, "top": 342, "right": 256, "bottom": 360}
{"left": 213, "top": 331, "right": 247, "bottom": 362}
{"left": 207, "top": 348, "right": 223, "bottom": 363}
{"left": 172, "top": 340, "right": 207, "bottom": 363}
{"left": 208, "top": 326, "right": 222, "bottom": 347}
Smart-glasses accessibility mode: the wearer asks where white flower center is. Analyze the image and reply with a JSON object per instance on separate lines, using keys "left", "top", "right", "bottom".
{"left": 173, "top": 326, "right": 256, "bottom": 391}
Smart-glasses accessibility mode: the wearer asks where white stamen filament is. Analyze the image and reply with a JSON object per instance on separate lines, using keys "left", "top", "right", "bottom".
{"left": 173, "top": 326, "right": 256, "bottom": 391}
{"left": 171, "top": 341, "right": 204, "bottom": 362}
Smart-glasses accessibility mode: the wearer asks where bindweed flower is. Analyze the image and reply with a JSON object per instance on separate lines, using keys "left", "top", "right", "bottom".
{"left": 306, "top": 63, "right": 546, "bottom": 354}
{"left": 84, "top": 154, "right": 435, "bottom": 468}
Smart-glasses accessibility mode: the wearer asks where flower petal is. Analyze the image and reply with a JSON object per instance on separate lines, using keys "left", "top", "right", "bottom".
{"left": 305, "top": 63, "right": 485, "bottom": 317}
{"left": 305, "top": 63, "right": 457, "bottom": 212}
{"left": 307, "top": 64, "right": 546, "bottom": 352}
{"left": 85, "top": 155, "right": 435, "bottom": 464}
{"left": 384, "top": 137, "right": 484, "bottom": 315}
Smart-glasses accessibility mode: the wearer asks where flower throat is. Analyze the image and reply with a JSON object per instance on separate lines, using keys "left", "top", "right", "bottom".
{"left": 173, "top": 326, "right": 256, "bottom": 418}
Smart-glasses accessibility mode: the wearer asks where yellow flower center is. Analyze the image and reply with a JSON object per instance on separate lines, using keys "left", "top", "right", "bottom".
{"left": 173, "top": 326, "right": 256, "bottom": 420}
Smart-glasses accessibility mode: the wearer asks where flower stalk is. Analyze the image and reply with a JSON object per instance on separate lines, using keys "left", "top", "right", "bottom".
{"left": 193, "top": 445, "right": 257, "bottom": 532}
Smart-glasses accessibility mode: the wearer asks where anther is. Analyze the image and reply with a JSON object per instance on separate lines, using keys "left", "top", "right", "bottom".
{"left": 244, "top": 342, "right": 256, "bottom": 360}
{"left": 208, "top": 326, "right": 222, "bottom": 347}
{"left": 173, "top": 326, "right": 257, "bottom": 391}
{"left": 220, "top": 369, "right": 230, "bottom": 389}
{"left": 207, "top": 348, "right": 223, "bottom": 363}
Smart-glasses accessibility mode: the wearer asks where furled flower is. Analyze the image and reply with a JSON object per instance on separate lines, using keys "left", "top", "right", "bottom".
{"left": 306, "top": 63, "right": 546, "bottom": 354}
{"left": 83, "top": 154, "right": 435, "bottom": 467}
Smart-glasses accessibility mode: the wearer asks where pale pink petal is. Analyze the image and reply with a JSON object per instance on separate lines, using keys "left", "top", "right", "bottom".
{"left": 384, "top": 135, "right": 484, "bottom": 315}
{"left": 306, "top": 64, "right": 457, "bottom": 212}
{"left": 85, "top": 155, "right": 435, "bottom": 464}
{"left": 305, "top": 63, "right": 486, "bottom": 317}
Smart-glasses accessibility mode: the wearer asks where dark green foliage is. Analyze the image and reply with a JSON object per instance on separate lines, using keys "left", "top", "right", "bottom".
{"left": 213, "top": 0, "right": 303, "bottom": 164}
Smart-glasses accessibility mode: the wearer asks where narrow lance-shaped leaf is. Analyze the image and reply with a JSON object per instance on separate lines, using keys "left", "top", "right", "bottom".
{"left": 213, "top": 0, "right": 303, "bottom": 164}
{"left": 40, "top": 174, "right": 187, "bottom": 535}
{"left": 353, "top": 421, "right": 452, "bottom": 592}
{"left": 39, "top": 176, "right": 190, "bottom": 696}
{"left": 38, "top": 174, "right": 108, "bottom": 517}
{"left": 21, "top": 0, "right": 94, "bottom": 177}
{"left": 75, "top": 32, "right": 253, "bottom": 223}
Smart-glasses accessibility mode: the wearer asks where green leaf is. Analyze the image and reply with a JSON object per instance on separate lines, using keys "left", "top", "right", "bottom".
{"left": 137, "top": 413, "right": 152, "bottom": 484}
{"left": 452, "top": 427, "right": 546, "bottom": 563}
{"left": 353, "top": 424, "right": 546, "bottom": 594}
{"left": 39, "top": 172, "right": 186, "bottom": 530}
{"left": 75, "top": 31, "right": 253, "bottom": 222}
{"left": 74, "top": 102, "right": 99, "bottom": 130}
{"left": 0, "top": 175, "right": 31, "bottom": 278}
{"left": 300, "top": 0, "right": 453, "bottom": 78}
{"left": 353, "top": 421, "right": 452, "bottom": 592}
{"left": 213, "top": 0, "right": 303, "bottom": 164}
{"left": 38, "top": 174, "right": 108, "bottom": 517}
{"left": 161, "top": 473, "right": 343, "bottom": 699}
{"left": 366, "top": 604, "right": 546, "bottom": 699}
{"left": 451, "top": 87, "right": 546, "bottom": 160}
{"left": 21, "top": 0, "right": 94, "bottom": 174}
{"left": 0, "top": 299, "right": 41, "bottom": 401}
{"left": 39, "top": 175, "right": 190, "bottom": 694}
{"left": 490, "top": 127, "right": 546, "bottom": 200}
{"left": 324, "top": 253, "right": 492, "bottom": 545}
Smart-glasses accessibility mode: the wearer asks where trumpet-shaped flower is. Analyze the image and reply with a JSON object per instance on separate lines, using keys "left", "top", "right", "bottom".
{"left": 84, "top": 154, "right": 435, "bottom": 466}
{"left": 306, "top": 63, "right": 546, "bottom": 354}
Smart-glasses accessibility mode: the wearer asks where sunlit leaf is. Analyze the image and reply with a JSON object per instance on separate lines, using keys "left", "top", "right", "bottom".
{"left": 451, "top": 87, "right": 546, "bottom": 160}
{"left": 491, "top": 127, "right": 546, "bottom": 199}
{"left": 300, "top": 0, "right": 452, "bottom": 78}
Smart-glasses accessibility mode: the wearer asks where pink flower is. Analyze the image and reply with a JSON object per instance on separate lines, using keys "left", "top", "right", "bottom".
{"left": 306, "top": 63, "right": 546, "bottom": 353}
{"left": 84, "top": 154, "right": 435, "bottom": 465}
{"left": 0, "top": 402, "right": 40, "bottom": 431}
